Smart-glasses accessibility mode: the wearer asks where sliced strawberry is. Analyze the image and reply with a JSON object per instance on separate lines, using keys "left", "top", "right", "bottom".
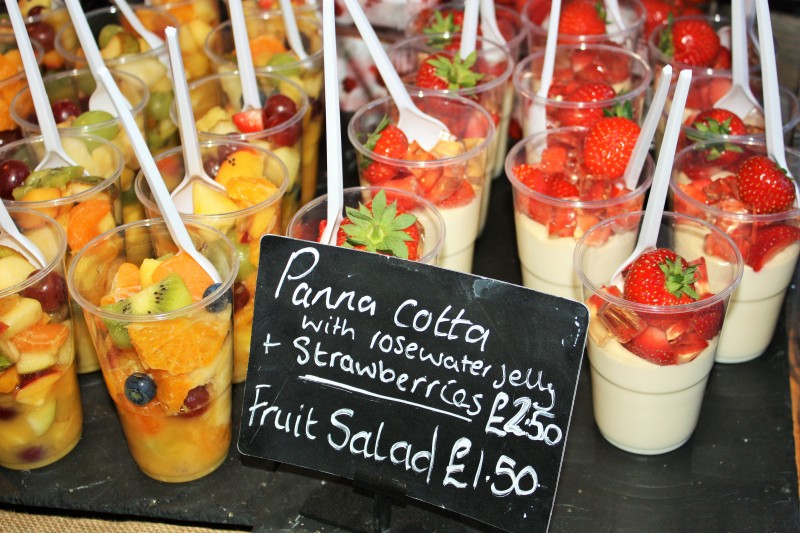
{"left": 690, "top": 297, "right": 724, "bottom": 340}
{"left": 540, "top": 146, "right": 568, "bottom": 173}
{"left": 671, "top": 331, "right": 709, "bottom": 363}
{"left": 747, "top": 224, "right": 800, "bottom": 272}
{"left": 624, "top": 326, "right": 676, "bottom": 365}
{"left": 232, "top": 109, "right": 265, "bottom": 133}
{"left": 438, "top": 179, "right": 476, "bottom": 208}
{"left": 363, "top": 161, "right": 397, "bottom": 184}
{"left": 383, "top": 175, "right": 422, "bottom": 210}
{"left": 513, "top": 164, "right": 551, "bottom": 193}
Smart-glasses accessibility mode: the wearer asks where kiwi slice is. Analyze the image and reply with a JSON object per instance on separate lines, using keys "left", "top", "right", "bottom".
{"left": 12, "top": 165, "right": 85, "bottom": 200}
{"left": 101, "top": 273, "right": 194, "bottom": 348}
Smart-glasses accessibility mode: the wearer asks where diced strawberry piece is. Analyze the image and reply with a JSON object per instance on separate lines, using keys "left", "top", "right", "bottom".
{"left": 688, "top": 257, "right": 710, "bottom": 294}
{"left": 665, "top": 319, "right": 691, "bottom": 341}
{"left": 424, "top": 172, "right": 463, "bottom": 205}
{"left": 522, "top": 196, "right": 552, "bottom": 225}
{"left": 383, "top": 175, "right": 422, "bottom": 210}
{"left": 703, "top": 175, "right": 739, "bottom": 203}
{"left": 513, "top": 164, "right": 551, "bottom": 193}
{"left": 438, "top": 179, "right": 476, "bottom": 208}
{"left": 232, "top": 109, "right": 265, "bottom": 133}
{"left": 363, "top": 161, "right": 397, "bottom": 184}
{"left": 599, "top": 302, "right": 647, "bottom": 343}
{"left": 690, "top": 298, "right": 724, "bottom": 340}
{"left": 546, "top": 176, "right": 579, "bottom": 199}
{"left": 624, "top": 326, "right": 676, "bottom": 365}
{"left": 415, "top": 166, "right": 444, "bottom": 193}
{"left": 747, "top": 224, "right": 800, "bottom": 272}
{"left": 547, "top": 203, "right": 576, "bottom": 237}
{"left": 540, "top": 146, "right": 568, "bottom": 173}
{"left": 671, "top": 331, "right": 709, "bottom": 364}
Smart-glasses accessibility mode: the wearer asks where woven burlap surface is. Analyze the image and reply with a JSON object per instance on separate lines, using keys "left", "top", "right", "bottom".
{"left": 0, "top": 510, "right": 248, "bottom": 532}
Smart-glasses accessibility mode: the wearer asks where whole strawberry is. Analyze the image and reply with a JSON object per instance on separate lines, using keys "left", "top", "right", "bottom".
{"left": 737, "top": 155, "right": 796, "bottom": 214}
{"left": 660, "top": 18, "right": 720, "bottom": 67}
{"left": 559, "top": 0, "right": 607, "bottom": 36}
{"left": 623, "top": 249, "right": 699, "bottom": 306}
{"left": 687, "top": 108, "right": 746, "bottom": 164}
{"left": 415, "top": 52, "right": 485, "bottom": 92}
{"left": 641, "top": 0, "right": 677, "bottom": 38}
{"left": 582, "top": 111, "right": 641, "bottom": 179}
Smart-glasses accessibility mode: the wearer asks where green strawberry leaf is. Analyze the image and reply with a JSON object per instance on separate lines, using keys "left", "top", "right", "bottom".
{"left": 341, "top": 190, "right": 418, "bottom": 260}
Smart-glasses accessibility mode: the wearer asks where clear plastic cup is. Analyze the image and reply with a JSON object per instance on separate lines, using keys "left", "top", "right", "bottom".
{"left": 0, "top": 0, "right": 71, "bottom": 72}
{"left": 507, "top": 126, "right": 653, "bottom": 301}
{"left": 514, "top": 43, "right": 652, "bottom": 138}
{"left": 522, "top": 0, "right": 646, "bottom": 52}
{"left": 0, "top": 133, "right": 125, "bottom": 373}
{"left": 0, "top": 207, "right": 79, "bottom": 469}
{"left": 148, "top": 0, "right": 221, "bottom": 80}
{"left": 287, "top": 185, "right": 447, "bottom": 266}
{"left": 175, "top": 71, "right": 307, "bottom": 230}
{"left": 204, "top": 11, "right": 324, "bottom": 207}
{"left": 0, "top": 34, "right": 43, "bottom": 144}
{"left": 134, "top": 140, "right": 288, "bottom": 383}
{"left": 348, "top": 91, "right": 495, "bottom": 273}
{"left": 68, "top": 218, "right": 238, "bottom": 482}
{"left": 575, "top": 211, "right": 743, "bottom": 454}
{"left": 670, "top": 139, "right": 800, "bottom": 363}
{"left": 55, "top": 5, "right": 180, "bottom": 155}
{"left": 388, "top": 33, "right": 514, "bottom": 231}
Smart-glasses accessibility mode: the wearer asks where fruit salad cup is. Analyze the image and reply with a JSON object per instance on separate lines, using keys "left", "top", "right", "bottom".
{"left": 0, "top": 207, "right": 80, "bottom": 469}
{"left": 204, "top": 11, "right": 323, "bottom": 207}
{"left": 513, "top": 43, "right": 651, "bottom": 138}
{"left": 670, "top": 139, "right": 800, "bottom": 363}
{"left": 68, "top": 219, "right": 237, "bottom": 482}
{"left": 522, "top": 0, "right": 646, "bottom": 52}
{"left": 507, "top": 126, "right": 653, "bottom": 301}
{"left": 405, "top": 1, "right": 527, "bottom": 60}
{"left": 1, "top": 0, "right": 70, "bottom": 72}
{"left": 148, "top": 0, "right": 221, "bottom": 80}
{"left": 9, "top": 68, "right": 149, "bottom": 225}
{"left": 388, "top": 33, "right": 514, "bottom": 230}
{"left": 55, "top": 5, "right": 180, "bottom": 155}
{"left": 348, "top": 91, "right": 494, "bottom": 273}
{"left": 178, "top": 71, "right": 307, "bottom": 230}
{"left": 134, "top": 140, "right": 287, "bottom": 383}
{"left": 243, "top": 0, "right": 319, "bottom": 17}
{"left": 575, "top": 211, "right": 743, "bottom": 454}
{"left": 287, "top": 186, "right": 446, "bottom": 265}
{"left": 0, "top": 133, "right": 124, "bottom": 374}
{"left": 0, "top": 34, "right": 43, "bottom": 147}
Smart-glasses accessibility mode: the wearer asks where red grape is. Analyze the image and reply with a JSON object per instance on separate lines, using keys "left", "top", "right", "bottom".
{"left": 0, "top": 129, "right": 22, "bottom": 148}
{"left": 264, "top": 94, "right": 297, "bottom": 118}
{"left": 233, "top": 281, "right": 250, "bottom": 311}
{"left": 51, "top": 99, "right": 81, "bottom": 123}
{"left": 181, "top": 385, "right": 211, "bottom": 417}
{"left": 264, "top": 111, "right": 301, "bottom": 148}
{"left": 0, "top": 160, "right": 31, "bottom": 200}
{"left": 26, "top": 22, "right": 55, "bottom": 51}
{"left": 22, "top": 270, "right": 68, "bottom": 313}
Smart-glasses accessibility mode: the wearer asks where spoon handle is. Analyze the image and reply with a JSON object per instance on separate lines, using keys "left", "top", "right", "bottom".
{"left": 731, "top": 0, "right": 750, "bottom": 91}
{"left": 320, "top": 0, "right": 343, "bottom": 245}
{"left": 458, "top": 0, "right": 480, "bottom": 59}
{"left": 0, "top": 206, "right": 46, "bottom": 268}
{"left": 528, "top": 0, "right": 560, "bottom": 135}
{"left": 279, "top": 0, "right": 308, "bottom": 60}
{"left": 228, "top": 0, "right": 262, "bottom": 110}
{"left": 480, "top": 0, "right": 507, "bottom": 46}
{"left": 754, "top": 1, "right": 787, "bottom": 169}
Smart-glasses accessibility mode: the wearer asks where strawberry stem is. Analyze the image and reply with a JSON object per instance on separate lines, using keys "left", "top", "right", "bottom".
{"left": 659, "top": 255, "right": 699, "bottom": 300}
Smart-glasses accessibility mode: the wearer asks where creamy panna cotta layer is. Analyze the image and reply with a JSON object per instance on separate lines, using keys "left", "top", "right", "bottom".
{"left": 674, "top": 222, "right": 800, "bottom": 363}
{"left": 587, "top": 335, "right": 718, "bottom": 455}
{"left": 438, "top": 191, "right": 482, "bottom": 273}
{"left": 514, "top": 213, "right": 637, "bottom": 301}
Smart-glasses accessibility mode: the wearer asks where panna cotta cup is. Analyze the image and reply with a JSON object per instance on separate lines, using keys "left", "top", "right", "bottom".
{"left": 670, "top": 139, "right": 800, "bottom": 363}
{"left": 506, "top": 126, "right": 653, "bottom": 301}
{"left": 575, "top": 211, "right": 743, "bottom": 455}
{"left": 287, "top": 185, "right": 446, "bottom": 266}
{"left": 387, "top": 33, "right": 514, "bottom": 230}
{"left": 513, "top": 44, "right": 651, "bottom": 138}
{"left": 348, "top": 91, "right": 494, "bottom": 274}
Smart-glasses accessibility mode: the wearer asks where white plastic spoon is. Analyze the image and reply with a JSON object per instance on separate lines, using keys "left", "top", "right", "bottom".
{"left": 714, "top": 0, "right": 761, "bottom": 120}
{"left": 479, "top": 0, "right": 507, "bottom": 47}
{"left": 342, "top": 0, "right": 451, "bottom": 152}
{"left": 278, "top": 0, "right": 308, "bottom": 60}
{"left": 319, "top": 0, "right": 343, "bottom": 245}
{"left": 5, "top": 0, "right": 77, "bottom": 172}
{"left": 754, "top": 1, "right": 793, "bottom": 179}
{"left": 109, "top": 0, "right": 169, "bottom": 67}
{"left": 458, "top": 0, "right": 480, "bottom": 60}
{"left": 623, "top": 65, "right": 673, "bottom": 190}
{"left": 610, "top": 69, "right": 692, "bottom": 288}
{"left": 527, "top": 0, "right": 560, "bottom": 136}
{"left": 64, "top": 0, "right": 121, "bottom": 116}
{"left": 606, "top": 0, "right": 627, "bottom": 33}
{"left": 229, "top": 0, "right": 262, "bottom": 111}
{"left": 96, "top": 66, "right": 221, "bottom": 283}
{"left": 0, "top": 203, "right": 46, "bottom": 269}
{"left": 164, "top": 27, "right": 226, "bottom": 214}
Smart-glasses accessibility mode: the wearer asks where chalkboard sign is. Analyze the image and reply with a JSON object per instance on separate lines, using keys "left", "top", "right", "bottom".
{"left": 239, "top": 236, "right": 588, "bottom": 533}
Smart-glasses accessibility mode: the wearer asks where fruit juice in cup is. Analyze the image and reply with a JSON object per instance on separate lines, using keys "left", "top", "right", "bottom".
{"left": 177, "top": 71, "right": 307, "bottom": 230}
{"left": 134, "top": 140, "right": 287, "bottom": 383}
{"left": 9, "top": 68, "right": 149, "bottom": 225}
{"left": 513, "top": 43, "right": 651, "bottom": 138}
{"left": 670, "top": 139, "right": 800, "bottom": 363}
{"left": 148, "top": 0, "right": 221, "bottom": 80}
{"left": 575, "top": 211, "right": 743, "bottom": 454}
{"left": 348, "top": 92, "right": 494, "bottom": 274}
{"left": 204, "top": 11, "right": 323, "bottom": 207}
{"left": 287, "top": 186, "right": 446, "bottom": 265}
{"left": 405, "top": 1, "right": 528, "bottom": 61}
{"left": 0, "top": 0, "right": 71, "bottom": 72}
{"left": 0, "top": 34, "right": 43, "bottom": 147}
{"left": 0, "top": 133, "right": 125, "bottom": 373}
{"left": 55, "top": 5, "right": 180, "bottom": 155}
{"left": 0, "top": 207, "right": 80, "bottom": 470}
{"left": 68, "top": 219, "right": 238, "bottom": 482}
{"left": 387, "top": 33, "right": 514, "bottom": 231}
{"left": 507, "top": 126, "right": 653, "bottom": 301}
{"left": 522, "top": 0, "right": 646, "bottom": 52}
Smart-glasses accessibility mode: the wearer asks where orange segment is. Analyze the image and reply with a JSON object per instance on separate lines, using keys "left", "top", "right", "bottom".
{"left": 151, "top": 370, "right": 193, "bottom": 415}
{"left": 151, "top": 251, "right": 214, "bottom": 301}
{"left": 249, "top": 35, "right": 287, "bottom": 62}
{"left": 225, "top": 177, "right": 278, "bottom": 208}
{"left": 128, "top": 315, "right": 229, "bottom": 375}
{"left": 11, "top": 323, "right": 70, "bottom": 354}
{"left": 0, "top": 366, "right": 19, "bottom": 394}
{"left": 100, "top": 262, "right": 142, "bottom": 306}
{"left": 67, "top": 199, "right": 112, "bottom": 252}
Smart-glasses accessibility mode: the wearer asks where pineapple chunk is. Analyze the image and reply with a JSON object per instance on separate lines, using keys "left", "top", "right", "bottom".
{"left": 196, "top": 105, "right": 230, "bottom": 132}
{"left": 193, "top": 183, "right": 239, "bottom": 215}
{"left": 0, "top": 256, "right": 36, "bottom": 291}
{"left": 138, "top": 258, "right": 163, "bottom": 288}
{"left": 0, "top": 298, "right": 43, "bottom": 340}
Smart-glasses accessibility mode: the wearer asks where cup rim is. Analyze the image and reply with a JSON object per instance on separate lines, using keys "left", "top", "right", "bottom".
{"left": 670, "top": 138, "right": 800, "bottom": 223}
{"left": 505, "top": 126, "right": 655, "bottom": 208}
{"left": 67, "top": 217, "right": 239, "bottom": 321}
{"left": 0, "top": 208, "right": 67, "bottom": 300}
{"left": 521, "top": 0, "right": 646, "bottom": 42}
{"left": 10, "top": 68, "right": 150, "bottom": 135}
{"left": 347, "top": 90, "right": 496, "bottom": 167}
{"left": 178, "top": 71, "right": 309, "bottom": 140}
{"left": 574, "top": 210, "right": 745, "bottom": 313}
{"left": 134, "top": 139, "right": 290, "bottom": 219}
{"left": 286, "top": 185, "right": 448, "bottom": 265}
{"left": 0, "top": 0, "right": 66, "bottom": 24}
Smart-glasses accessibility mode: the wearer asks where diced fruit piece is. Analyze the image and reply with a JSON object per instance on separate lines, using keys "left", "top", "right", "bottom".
{"left": 15, "top": 369, "right": 60, "bottom": 406}
{"left": 0, "top": 253, "right": 36, "bottom": 291}
{"left": 100, "top": 262, "right": 142, "bottom": 306}
{"left": 0, "top": 353, "right": 12, "bottom": 371}
{"left": 26, "top": 397, "right": 57, "bottom": 436}
{"left": 224, "top": 176, "right": 278, "bottom": 208}
{"left": 12, "top": 165, "right": 83, "bottom": 200}
{"left": 671, "top": 331, "right": 709, "bottom": 364}
{"left": 214, "top": 149, "right": 266, "bottom": 186}
{"left": 73, "top": 110, "right": 119, "bottom": 141}
{"left": 138, "top": 258, "right": 162, "bottom": 288}
{"left": 22, "top": 270, "right": 67, "bottom": 314}
{"left": 232, "top": 109, "right": 265, "bottom": 133}
{"left": 192, "top": 182, "right": 239, "bottom": 215}
{"left": 0, "top": 366, "right": 20, "bottom": 394}
{"left": 151, "top": 252, "right": 215, "bottom": 302}
{"left": 124, "top": 372, "right": 157, "bottom": 406}
{"left": 12, "top": 322, "right": 69, "bottom": 355}
{"left": 747, "top": 224, "right": 800, "bottom": 272}
{"left": 66, "top": 199, "right": 113, "bottom": 251}
{"left": 624, "top": 326, "right": 675, "bottom": 366}
{"left": 98, "top": 24, "right": 125, "bottom": 48}
{"left": 598, "top": 303, "right": 646, "bottom": 343}
{"left": 690, "top": 298, "right": 724, "bottom": 340}
{"left": 15, "top": 351, "right": 58, "bottom": 374}
{"left": 0, "top": 297, "right": 42, "bottom": 340}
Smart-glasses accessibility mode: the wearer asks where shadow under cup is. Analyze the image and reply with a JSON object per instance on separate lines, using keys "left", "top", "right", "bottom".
{"left": 67, "top": 219, "right": 238, "bottom": 482}
{"left": 575, "top": 211, "right": 743, "bottom": 455}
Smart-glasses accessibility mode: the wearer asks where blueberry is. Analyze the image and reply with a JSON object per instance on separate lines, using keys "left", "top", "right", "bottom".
{"left": 124, "top": 373, "right": 156, "bottom": 406}
{"left": 203, "top": 283, "right": 232, "bottom": 313}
